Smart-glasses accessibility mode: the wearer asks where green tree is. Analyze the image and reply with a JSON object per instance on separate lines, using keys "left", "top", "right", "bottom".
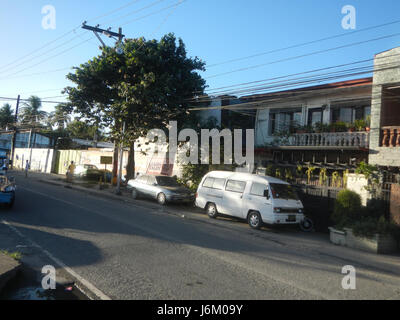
{"left": 66, "top": 120, "right": 104, "bottom": 141}
{"left": 0, "top": 103, "right": 14, "bottom": 129}
{"left": 50, "top": 104, "right": 71, "bottom": 130}
{"left": 64, "top": 33, "right": 206, "bottom": 180}
{"left": 20, "top": 96, "right": 48, "bottom": 125}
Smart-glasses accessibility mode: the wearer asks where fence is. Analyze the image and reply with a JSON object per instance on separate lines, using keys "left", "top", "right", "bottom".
{"left": 294, "top": 184, "right": 341, "bottom": 232}
{"left": 293, "top": 174, "right": 394, "bottom": 232}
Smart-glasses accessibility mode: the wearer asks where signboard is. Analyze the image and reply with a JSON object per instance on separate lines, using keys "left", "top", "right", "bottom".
{"left": 100, "top": 156, "right": 113, "bottom": 165}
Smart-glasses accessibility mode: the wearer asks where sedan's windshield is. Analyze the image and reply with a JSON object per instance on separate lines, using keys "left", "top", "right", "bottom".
{"left": 270, "top": 183, "right": 299, "bottom": 200}
{"left": 156, "top": 176, "right": 181, "bottom": 187}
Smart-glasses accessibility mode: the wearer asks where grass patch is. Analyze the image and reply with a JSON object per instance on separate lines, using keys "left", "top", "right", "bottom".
{"left": 0, "top": 250, "right": 22, "bottom": 261}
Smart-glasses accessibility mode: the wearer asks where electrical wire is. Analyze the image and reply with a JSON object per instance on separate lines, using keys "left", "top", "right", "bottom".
{"left": 206, "top": 32, "right": 400, "bottom": 79}
{"left": 206, "top": 19, "right": 400, "bottom": 68}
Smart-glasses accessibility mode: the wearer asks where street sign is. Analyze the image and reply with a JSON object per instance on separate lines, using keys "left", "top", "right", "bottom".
{"left": 100, "top": 156, "right": 113, "bottom": 165}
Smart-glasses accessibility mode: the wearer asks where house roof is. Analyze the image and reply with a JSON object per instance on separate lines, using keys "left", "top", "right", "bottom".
{"left": 240, "top": 77, "right": 373, "bottom": 101}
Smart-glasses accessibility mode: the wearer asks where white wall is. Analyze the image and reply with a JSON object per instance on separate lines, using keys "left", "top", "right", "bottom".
{"left": 14, "top": 148, "right": 54, "bottom": 173}
{"left": 346, "top": 173, "right": 370, "bottom": 206}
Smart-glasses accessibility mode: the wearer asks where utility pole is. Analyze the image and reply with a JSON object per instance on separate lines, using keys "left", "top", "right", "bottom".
{"left": 9, "top": 95, "right": 20, "bottom": 169}
{"left": 81, "top": 23, "right": 125, "bottom": 47}
{"left": 81, "top": 22, "right": 125, "bottom": 189}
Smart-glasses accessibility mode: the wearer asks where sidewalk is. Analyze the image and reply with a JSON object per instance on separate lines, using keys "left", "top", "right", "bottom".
{"left": 0, "top": 252, "right": 20, "bottom": 294}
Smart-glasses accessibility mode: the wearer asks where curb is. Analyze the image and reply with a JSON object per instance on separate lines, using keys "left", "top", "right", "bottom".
{"left": 0, "top": 253, "right": 21, "bottom": 295}
{"left": 37, "top": 178, "right": 206, "bottom": 220}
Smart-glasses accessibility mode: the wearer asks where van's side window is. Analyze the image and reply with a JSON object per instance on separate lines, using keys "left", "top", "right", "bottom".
{"left": 213, "top": 178, "right": 226, "bottom": 190}
{"left": 203, "top": 177, "right": 214, "bottom": 188}
{"left": 250, "top": 183, "right": 268, "bottom": 197}
{"left": 225, "top": 180, "right": 246, "bottom": 193}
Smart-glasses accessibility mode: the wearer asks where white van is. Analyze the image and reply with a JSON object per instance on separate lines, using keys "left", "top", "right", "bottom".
{"left": 195, "top": 171, "right": 305, "bottom": 229}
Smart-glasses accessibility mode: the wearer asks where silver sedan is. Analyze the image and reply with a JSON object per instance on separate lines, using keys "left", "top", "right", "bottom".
{"left": 127, "top": 174, "right": 195, "bottom": 205}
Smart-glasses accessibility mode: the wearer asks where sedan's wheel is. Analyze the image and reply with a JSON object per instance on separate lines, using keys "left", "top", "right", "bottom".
{"left": 206, "top": 203, "right": 218, "bottom": 219}
{"left": 157, "top": 193, "right": 166, "bottom": 206}
{"left": 131, "top": 188, "right": 138, "bottom": 199}
{"left": 248, "top": 211, "right": 262, "bottom": 229}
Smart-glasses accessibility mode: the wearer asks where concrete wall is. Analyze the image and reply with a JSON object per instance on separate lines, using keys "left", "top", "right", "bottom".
{"left": 346, "top": 173, "right": 370, "bottom": 206}
{"left": 13, "top": 148, "right": 54, "bottom": 173}
{"left": 369, "top": 47, "right": 400, "bottom": 166}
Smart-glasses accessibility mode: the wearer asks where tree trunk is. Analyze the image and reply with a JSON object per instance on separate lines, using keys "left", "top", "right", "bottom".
{"left": 112, "top": 143, "right": 119, "bottom": 185}
{"left": 126, "top": 141, "right": 136, "bottom": 181}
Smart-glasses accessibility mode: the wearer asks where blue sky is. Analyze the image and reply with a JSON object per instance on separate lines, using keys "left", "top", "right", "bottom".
{"left": 0, "top": 0, "right": 399, "bottom": 113}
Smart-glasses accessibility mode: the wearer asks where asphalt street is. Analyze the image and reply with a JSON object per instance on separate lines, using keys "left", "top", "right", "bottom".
{"left": 1, "top": 171, "right": 400, "bottom": 300}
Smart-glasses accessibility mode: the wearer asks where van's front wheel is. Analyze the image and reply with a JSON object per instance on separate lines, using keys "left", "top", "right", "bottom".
{"left": 206, "top": 203, "right": 218, "bottom": 219}
{"left": 248, "top": 211, "right": 262, "bottom": 229}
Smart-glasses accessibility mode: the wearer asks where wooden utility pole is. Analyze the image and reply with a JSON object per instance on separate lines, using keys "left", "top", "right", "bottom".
{"left": 81, "top": 22, "right": 125, "bottom": 187}
{"left": 10, "top": 95, "right": 20, "bottom": 168}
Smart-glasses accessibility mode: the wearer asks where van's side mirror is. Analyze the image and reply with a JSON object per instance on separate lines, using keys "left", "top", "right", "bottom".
{"left": 264, "top": 190, "right": 270, "bottom": 199}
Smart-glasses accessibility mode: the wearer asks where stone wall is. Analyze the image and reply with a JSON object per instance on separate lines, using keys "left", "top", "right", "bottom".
{"left": 369, "top": 47, "right": 400, "bottom": 166}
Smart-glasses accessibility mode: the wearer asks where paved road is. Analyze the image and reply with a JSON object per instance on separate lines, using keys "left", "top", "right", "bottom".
{"left": 1, "top": 171, "right": 400, "bottom": 300}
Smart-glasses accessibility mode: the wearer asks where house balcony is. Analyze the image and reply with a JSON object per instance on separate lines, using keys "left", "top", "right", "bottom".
{"left": 278, "top": 131, "right": 370, "bottom": 150}
{"left": 381, "top": 126, "right": 400, "bottom": 147}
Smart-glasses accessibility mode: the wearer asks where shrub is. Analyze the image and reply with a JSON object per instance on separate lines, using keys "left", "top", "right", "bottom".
{"left": 332, "top": 189, "right": 362, "bottom": 226}
{"left": 352, "top": 215, "right": 400, "bottom": 240}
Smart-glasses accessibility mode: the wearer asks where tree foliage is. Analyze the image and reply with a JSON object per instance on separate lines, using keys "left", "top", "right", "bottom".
{"left": 20, "top": 96, "right": 48, "bottom": 124}
{"left": 0, "top": 103, "right": 14, "bottom": 129}
{"left": 64, "top": 33, "right": 206, "bottom": 179}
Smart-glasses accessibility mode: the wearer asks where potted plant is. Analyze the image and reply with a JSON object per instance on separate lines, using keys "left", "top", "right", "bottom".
{"left": 365, "top": 115, "right": 371, "bottom": 132}
{"left": 345, "top": 216, "right": 399, "bottom": 254}
{"left": 354, "top": 119, "right": 367, "bottom": 132}
{"left": 330, "top": 190, "right": 400, "bottom": 254}
{"left": 335, "top": 121, "right": 348, "bottom": 132}
{"left": 295, "top": 125, "right": 307, "bottom": 134}
{"left": 347, "top": 123, "right": 356, "bottom": 132}
{"left": 329, "top": 189, "right": 362, "bottom": 246}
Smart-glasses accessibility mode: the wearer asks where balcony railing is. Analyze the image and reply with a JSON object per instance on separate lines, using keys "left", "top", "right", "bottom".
{"left": 282, "top": 131, "right": 370, "bottom": 148}
{"left": 381, "top": 126, "right": 400, "bottom": 147}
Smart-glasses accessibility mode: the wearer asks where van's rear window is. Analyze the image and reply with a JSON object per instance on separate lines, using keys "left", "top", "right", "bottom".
{"left": 203, "top": 177, "right": 225, "bottom": 190}
{"left": 270, "top": 183, "right": 299, "bottom": 200}
{"left": 203, "top": 178, "right": 214, "bottom": 188}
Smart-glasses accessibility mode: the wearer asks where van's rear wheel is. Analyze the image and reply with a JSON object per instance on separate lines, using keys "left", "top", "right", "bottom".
{"left": 206, "top": 203, "right": 218, "bottom": 219}
{"left": 131, "top": 188, "right": 138, "bottom": 199}
{"left": 248, "top": 211, "right": 262, "bottom": 229}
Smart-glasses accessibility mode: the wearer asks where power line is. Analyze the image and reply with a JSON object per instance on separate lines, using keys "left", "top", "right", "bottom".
{"left": 206, "top": 32, "right": 400, "bottom": 79}
{"left": 101, "top": 0, "right": 169, "bottom": 26}
{"left": 120, "top": 0, "right": 187, "bottom": 26}
{"left": 0, "top": 1, "right": 148, "bottom": 76}
{"left": 206, "top": 19, "right": 400, "bottom": 68}
{"left": 1, "top": 37, "right": 93, "bottom": 79}
{"left": 191, "top": 52, "right": 400, "bottom": 102}
{"left": 88, "top": 0, "right": 143, "bottom": 23}
{"left": 188, "top": 64, "right": 400, "bottom": 111}
{"left": 0, "top": 33, "right": 88, "bottom": 74}
{"left": 203, "top": 52, "right": 400, "bottom": 97}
